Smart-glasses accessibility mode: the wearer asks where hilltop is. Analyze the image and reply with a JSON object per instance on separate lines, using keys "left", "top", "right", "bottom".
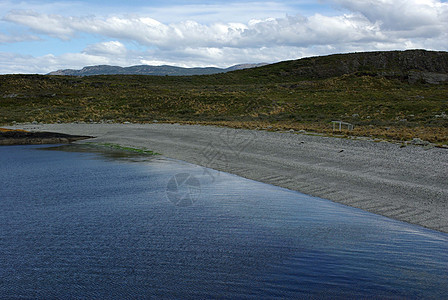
{"left": 2, "top": 50, "right": 448, "bottom": 144}
{"left": 47, "top": 63, "right": 268, "bottom": 76}
{"left": 220, "top": 49, "right": 448, "bottom": 84}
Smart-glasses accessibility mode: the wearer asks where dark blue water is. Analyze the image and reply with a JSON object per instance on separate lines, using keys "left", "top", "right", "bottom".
{"left": 1, "top": 145, "right": 447, "bottom": 299}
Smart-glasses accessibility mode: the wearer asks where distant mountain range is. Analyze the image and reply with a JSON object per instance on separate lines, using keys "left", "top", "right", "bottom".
{"left": 47, "top": 63, "right": 268, "bottom": 76}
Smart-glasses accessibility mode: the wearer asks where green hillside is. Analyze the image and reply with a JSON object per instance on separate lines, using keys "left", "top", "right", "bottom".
{"left": 1, "top": 50, "right": 447, "bottom": 144}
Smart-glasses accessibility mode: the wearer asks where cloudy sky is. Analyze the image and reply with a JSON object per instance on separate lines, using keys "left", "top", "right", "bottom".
{"left": 1, "top": 0, "right": 447, "bottom": 74}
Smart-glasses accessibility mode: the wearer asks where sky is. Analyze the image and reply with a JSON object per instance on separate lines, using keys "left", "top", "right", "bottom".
{"left": 0, "top": 0, "right": 447, "bottom": 74}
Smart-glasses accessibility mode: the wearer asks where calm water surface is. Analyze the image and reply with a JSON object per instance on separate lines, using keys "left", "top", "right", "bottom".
{"left": 0, "top": 144, "right": 447, "bottom": 299}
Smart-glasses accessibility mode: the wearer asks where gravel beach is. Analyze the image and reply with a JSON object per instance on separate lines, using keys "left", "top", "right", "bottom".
{"left": 9, "top": 123, "right": 448, "bottom": 233}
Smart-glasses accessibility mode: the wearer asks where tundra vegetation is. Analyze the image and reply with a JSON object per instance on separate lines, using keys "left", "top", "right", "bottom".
{"left": 1, "top": 50, "right": 447, "bottom": 144}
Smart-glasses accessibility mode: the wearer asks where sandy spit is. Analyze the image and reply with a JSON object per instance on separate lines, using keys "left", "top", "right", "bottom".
{"left": 9, "top": 123, "right": 448, "bottom": 233}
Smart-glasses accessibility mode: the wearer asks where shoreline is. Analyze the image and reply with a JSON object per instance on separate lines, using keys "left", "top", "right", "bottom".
{"left": 6, "top": 123, "right": 448, "bottom": 233}
{"left": 0, "top": 129, "right": 91, "bottom": 145}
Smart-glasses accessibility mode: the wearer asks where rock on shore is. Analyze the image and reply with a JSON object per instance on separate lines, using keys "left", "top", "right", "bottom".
{"left": 0, "top": 129, "right": 91, "bottom": 145}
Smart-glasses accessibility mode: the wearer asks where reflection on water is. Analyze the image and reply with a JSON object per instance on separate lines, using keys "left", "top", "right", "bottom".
{"left": 40, "top": 143, "right": 159, "bottom": 163}
{"left": 1, "top": 144, "right": 447, "bottom": 299}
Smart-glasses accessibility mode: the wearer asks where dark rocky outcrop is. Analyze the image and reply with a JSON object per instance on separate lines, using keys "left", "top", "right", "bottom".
{"left": 0, "top": 130, "right": 92, "bottom": 145}
{"left": 267, "top": 50, "right": 448, "bottom": 83}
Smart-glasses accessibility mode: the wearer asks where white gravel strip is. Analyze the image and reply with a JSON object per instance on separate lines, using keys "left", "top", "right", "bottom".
{"left": 9, "top": 123, "right": 448, "bottom": 233}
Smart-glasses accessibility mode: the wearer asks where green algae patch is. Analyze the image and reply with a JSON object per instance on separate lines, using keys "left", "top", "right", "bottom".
{"left": 84, "top": 142, "right": 160, "bottom": 155}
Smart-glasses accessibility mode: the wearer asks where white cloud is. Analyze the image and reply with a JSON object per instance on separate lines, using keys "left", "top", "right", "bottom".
{"left": 3, "top": 10, "right": 76, "bottom": 39}
{"left": 135, "top": 2, "right": 294, "bottom": 23}
{"left": 0, "top": 1, "right": 297, "bottom": 24}
{"left": 83, "top": 41, "right": 127, "bottom": 56}
{"left": 1, "top": 0, "right": 447, "bottom": 73}
{"left": 0, "top": 52, "right": 112, "bottom": 74}
{"left": 325, "top": 0, "right": 448, "bottom": 52}
{"left": 4, "top": 1, "right": 447, "bottom": 50}
{"left": 0, "top": 11, "right": 393, "bottom": 48}
{"left": 0, "top": 46, "right": 284, "bottom": 73}
{"left": 328, "top": 0, "right": 448, "bottom": 32}
{"left": 0, "top": 32, "right": 39, "bottom": 43}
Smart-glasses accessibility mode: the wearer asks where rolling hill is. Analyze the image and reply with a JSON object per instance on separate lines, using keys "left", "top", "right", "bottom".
{"left": 47, "top": 63, "right": 268, "bottom": 76}
{"left": 2, "top": 50, "right": 448, "bottom": 144}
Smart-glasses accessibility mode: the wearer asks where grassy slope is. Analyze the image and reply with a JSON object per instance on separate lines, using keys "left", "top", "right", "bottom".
{"left": 1, "top": 51, "right": 447, "bottom": 144}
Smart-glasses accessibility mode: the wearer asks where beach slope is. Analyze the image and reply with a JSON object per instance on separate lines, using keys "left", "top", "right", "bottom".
{"left": 9, "top": 123, "right": 448, "bottom": 233}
